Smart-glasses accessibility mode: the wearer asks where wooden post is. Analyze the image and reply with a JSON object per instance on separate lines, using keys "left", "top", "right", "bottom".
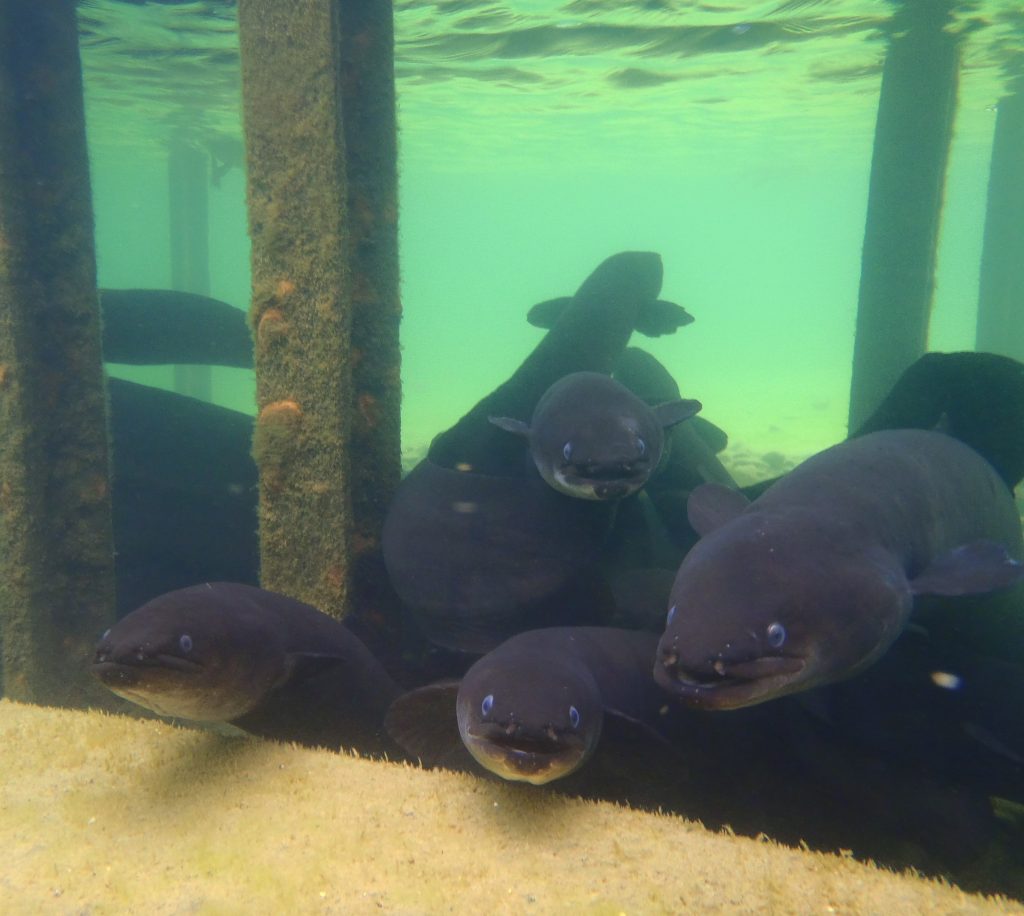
{"left": 847, "top": 0, "right": 960, "bottom": 431}
{"left": 238, "top": 0, "right": 401, "bottom": 618}
{"left": 976, "top": 79, "right": 1024, "bottom": 361}
{"left": 0, "top": 1, "right": 116, "bottom": 705}
{"left": 337, "top": 0, "right": 403, "bottom": 620}
{"left": 168, "top": 138, "right": 214, "bottom": 401}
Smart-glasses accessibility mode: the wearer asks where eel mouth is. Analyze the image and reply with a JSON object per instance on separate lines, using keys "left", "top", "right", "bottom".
{"left": 654, "top": 651, "right": 807, "bottom": 710}
{"left": 92, "top": 654, "right": 203, "bottom": 687}
{"left": 463, "top": 728, "right": 588, "bottom": 785}
{"left": 91, "top": 658, "right": 247, "bottom": 721}
{"left": 554, "top": 467, "right": 648, "bottom": 501}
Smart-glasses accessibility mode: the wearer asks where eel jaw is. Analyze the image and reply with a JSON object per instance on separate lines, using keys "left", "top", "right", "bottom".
{"left": 462, "top": 726, "right": 590, "bottom": 785}
{"left": 551, "top": 466, "right": 648, "bottom": 501}
{"left": 655, "top": 649, "right": 808, "bottom": 710}
{"left": 90, "top": 655, "right": 232, "bottom": 721}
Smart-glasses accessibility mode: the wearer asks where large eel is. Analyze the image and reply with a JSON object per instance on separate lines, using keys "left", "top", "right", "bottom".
{"left": 655, "top": 429, "right": 1024, "bottom": 709}
{"left": 93, "top": 582, "right": 402, "bottom": 754}
{"left": 383, "top": 252, "right": 692, "bottom": 652}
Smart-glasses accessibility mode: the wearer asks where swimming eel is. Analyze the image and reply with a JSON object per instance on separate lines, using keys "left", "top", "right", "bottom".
{"left": 426, "top": 251, "right": 691, "bottom": 476}
{"left": 93, "top": 582, "right": 402, "bottom": 752}
{"left": 383, "top": 252, "right": 692, "bottom": 652}
{"left": 655, "top": 429, "right": 1024, "bottom": 709}
{"left": 108, "top": 379, "right": 258, "bottom": 614}
{"left": 385, "top": 622, "right": 1017, "bottom": 868}
{"left": 852, "top": 350, "right": 1024, "bottom": 490}
{"left": 385, "top": 626, "right": 682, "bottom": 785}
{"left": 489, "top": 371, "right": 701, "bottom": 500}
{"left": 99, "top": 288, "right": 253, "bottom": 368}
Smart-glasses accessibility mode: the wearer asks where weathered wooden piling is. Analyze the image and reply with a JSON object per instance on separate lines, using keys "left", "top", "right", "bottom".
{"left": 976, "top": 80, "right": 1024, "bottom": 362}
{"left": 168, "top": 138, "right": 214, "bottom": 401}
{"left": 0, "top": 1, "right": 116, "bottom": 705}
{"left": 337, "top": 0, "right": 403, "bottom": 623}
{"left": 847, "top": 0, "right": 961, "bottom": 431}
{"left": 238, "top": 0, "right": 401, "bottom": 619}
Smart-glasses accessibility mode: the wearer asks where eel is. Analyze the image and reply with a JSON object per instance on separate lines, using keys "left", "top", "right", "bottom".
{"left": 384, "top": 622, "right": 1015, "bottom": 869}
{"left": 384, "top": 626, "right": 683, "bottom": 785}
{"left": 655, "top": 429, "right": 1024, "bottom": 709}
{"left": 382, "top": 461, "right": 616, "bottom": 652}
{"left": 426, "top": 250, "right": 690, "bottom": 476}
{"left": 489, "top": 371, "right": 701, "bottom": 500}
{"left": 852, "top": 350, "right": 1024, "bottom": 490}
{"left": 527, "top": 294, "right": 693, "bottom": 338}
{"left": 99, "top": 288, "right": 253, "bottom": 368}
{"left": 383, "top": 252, "right": 692, "bottom": 652}
{"left": 93, "top": 582, "right": 402, "bottom": 753}
{"left": 108, "top": 378, "right": 258, "bottom": 615}
{"left": 742, "top": 350, "right": 1024, "bottom": 502}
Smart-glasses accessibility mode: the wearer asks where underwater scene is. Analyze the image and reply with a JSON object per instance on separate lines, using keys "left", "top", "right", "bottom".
{"left": 3, "top": 0, "right": 1024, "bottom": 911}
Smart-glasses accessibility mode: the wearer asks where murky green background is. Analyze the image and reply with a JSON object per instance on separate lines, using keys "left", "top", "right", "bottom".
{"left": 78, "top": 0, "right": 1023, "bottom": 469}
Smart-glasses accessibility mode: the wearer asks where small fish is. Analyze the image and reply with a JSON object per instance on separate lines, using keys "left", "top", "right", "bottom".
{"left": 93, "top": 582, "right": 402, "bottom": 751}
{"left": 489, "top": 371, "right": 700, "bottom": 500}
{"left": 385, "top": 627, "right": 678, "bottom": 785}
{"left": 655, "top": 430, "right": 1024, "bottom": 709}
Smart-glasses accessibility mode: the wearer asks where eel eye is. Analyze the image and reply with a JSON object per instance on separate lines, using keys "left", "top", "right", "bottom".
{"left": 766, "top": 622, "right": 786, "bottom": 649}
{"left": 481, "top": 694, "right": 494, "bottom": 716}
{"left": 637, "top": 437, "right": 647, "bottom": 457}
{"left": 666, "top": 605, "right": 676, "bottom": 626}
{"left": 562, "top": 442, "right": 572, "bottom": 462}
{"left": 569, "top": 706, "right": 580, "bottom": 728}
{"left": 179, "top": 634, "right": 193, "bottom": 653}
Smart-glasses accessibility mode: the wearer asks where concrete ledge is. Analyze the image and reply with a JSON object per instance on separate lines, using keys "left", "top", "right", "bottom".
{"left": 0, "top": 699, "right": 1015, "bottom": 914}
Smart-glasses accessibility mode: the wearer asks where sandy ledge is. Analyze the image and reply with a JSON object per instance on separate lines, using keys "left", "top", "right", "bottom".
{"left": 0, "top": 699, "right": 1018, "bottom": 915}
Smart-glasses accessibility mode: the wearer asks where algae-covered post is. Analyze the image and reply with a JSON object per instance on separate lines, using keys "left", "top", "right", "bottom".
{"left": 238, "top": 0, "right": 401, "bottom": 619}
{"left": 976, "top": 78, "right": 1024, "bottom": 362}
{"left": 168, "top": 137, "right": 213, "bottom": 402}
{"left": 0, "top": 1, "right": 116, "bottom": 705}
{"left": 337, "top": 0, "right": 403, "bottom": 621}
{"left": 847, "top": 0, "right": 961, "bottom": 432}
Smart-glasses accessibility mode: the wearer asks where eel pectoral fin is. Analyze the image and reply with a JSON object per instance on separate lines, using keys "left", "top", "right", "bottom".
{"left": 384, "top": 681, "right": 473, "bottom": 770}
{"left": 488, "top": 416, "right": 531, "bottom": 437}
{"left": 686, "top": 482, "right": 750, "bottom": 537}
{"left": 910, "top": 540, "right": 1024, "bottom": 596}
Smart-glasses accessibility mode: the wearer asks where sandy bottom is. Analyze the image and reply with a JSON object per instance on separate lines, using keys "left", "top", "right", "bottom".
{"left": 0, "top": 700, "right": 1018, "bottom": 915}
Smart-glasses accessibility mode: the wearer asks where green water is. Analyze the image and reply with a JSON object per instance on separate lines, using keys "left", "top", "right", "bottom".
{"left": 79, "top": 0, "right": 1021, "bottom": 469}
{"left": 24, "top": 2, "right": 1022, "bottom": 895}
